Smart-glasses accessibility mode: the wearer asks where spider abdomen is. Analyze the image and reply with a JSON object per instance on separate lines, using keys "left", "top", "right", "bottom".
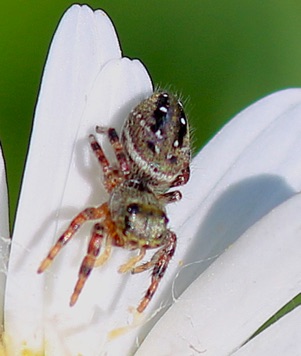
{"left": 121, "top": 91, "right": 190, "bottom": 192}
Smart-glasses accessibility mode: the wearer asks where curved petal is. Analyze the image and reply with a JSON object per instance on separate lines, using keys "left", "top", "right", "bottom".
{"left": 0, "top": 145, "right": 9, "bottom": 331}
{"left": 0, "top": 145, "right": 9, "bottom": 239}
{"left": 42, "top": 58, "right": 152, "bottom": 356}
{"left": 136, "top": 192, "right": 301, "bottom": 355}
{"left": 4, "top": 4, "right": 152, "bottom": 354}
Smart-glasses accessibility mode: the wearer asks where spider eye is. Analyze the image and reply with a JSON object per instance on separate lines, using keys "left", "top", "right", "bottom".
{"left": 127, "top": 203, "right": 140, "bottom": 214}
{"left": 124, "top": 203, "right": 140, "bottom": 233}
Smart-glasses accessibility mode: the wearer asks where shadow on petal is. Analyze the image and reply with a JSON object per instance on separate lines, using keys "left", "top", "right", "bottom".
{"left": 175, "top": 173, "right": 295, "bottom": 296}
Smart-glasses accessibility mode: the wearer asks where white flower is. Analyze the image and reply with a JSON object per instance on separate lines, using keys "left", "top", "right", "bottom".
{"left": 1, "top": 4, "right": 301, "bottom": 355}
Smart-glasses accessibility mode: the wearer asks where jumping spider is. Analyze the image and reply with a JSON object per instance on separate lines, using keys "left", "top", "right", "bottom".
{"left": 38, "top": 91, "right": 191, "bottom": 313}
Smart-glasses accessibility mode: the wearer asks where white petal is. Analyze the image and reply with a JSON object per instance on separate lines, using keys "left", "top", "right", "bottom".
{"left": 233, "top": 306, "right": 301, "bottom": 356}
{"left": 0, "top": 145, "right": 9, "bottom": 239}
{"left": 0, "top": 145, "right": 9, "bottom": 330}
{"left": 142, "top": 88, "right": 301, "bottom": 317}
{"left": 42, "top": 58, "right": 152, "bottom": 356}
{"left": 4, "top": 4, "right": 152, "bottom": 354}
{"left": 136, "top": 192, "right": 301, "bottom": 355}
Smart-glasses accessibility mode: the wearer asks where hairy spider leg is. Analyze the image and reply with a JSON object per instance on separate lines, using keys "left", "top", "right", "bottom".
{"left": 89, "top": 128, "right": 129, "bottom": 192}
{"left": 96, "top": 126, "right": 130, "bottom": 175}
{"left": 70, "top": 222, "right": 110, "bottom": 306}
{"left": 171, "top": 166, "right": 190, "bottom": 188}
{"left": 159, "top": 190, "right": 182, "bottom": 204}
{"left": 89, "top": 134, "right": 118, "bottom": 192}
{"left": 37, "top": 203, "right": 109, "bottom": 274}
{"left": 70, "top": 211, "right": 124, "bottom": 305}
{"left": 133, "top": 231, "right": 177, "bottom": 313}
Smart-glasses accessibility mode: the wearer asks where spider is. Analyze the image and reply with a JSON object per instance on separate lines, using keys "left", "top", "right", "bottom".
{"left": 38, "top": 91, "right": 191, "bottom": 313}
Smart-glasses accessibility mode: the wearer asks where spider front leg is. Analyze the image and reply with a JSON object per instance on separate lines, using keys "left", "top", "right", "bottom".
{"left": 70, "top": 222, "right": 111, "bottom": 306}
{"left": 95, "top": 126, "right": 130, "bottom": 176}
{"left": 89, "top": 126, "right": 130, "bottom": 192}
{"left": 37, "top": 203, "right": 109, "bottom": 274}
{"left": 133, "top": 231, "right": 177, "bottom": 313}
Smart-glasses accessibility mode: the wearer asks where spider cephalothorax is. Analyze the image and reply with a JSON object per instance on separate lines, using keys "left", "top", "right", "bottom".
{"left": 38, "top": 91, "right": 191, "bottom": 313}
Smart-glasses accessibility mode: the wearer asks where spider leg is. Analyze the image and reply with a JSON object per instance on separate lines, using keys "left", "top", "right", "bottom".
{"left": 158, "top": 190, "right": 182, "bottom": 204}
{"left": 37, "top": 203, "right": 109, "bottom": 273}
{"left": 89, "top": 129, "right": 128, "bottom": 192}
{"left": 118, "top": 248, "right": 146, "bottom": 273}
{"left": 94, "top": 232, "right": 112, "bottom": 267}
{"left": 96, "top": 126, "right": 130, "bottom": 176}
{"left": 171, "top": 165, "right": 190, "bottom": 188}
{"left": 70, "top": 222, "right": 109, "bottom": 306}
{"left": 89, "top": 133, "right": 110, "bottom": 172}
{"left": 89, "top": 134, "right": 118, "bottom": 192}
{"left": 134, "top": 231, "right": 177, "bottom": 313}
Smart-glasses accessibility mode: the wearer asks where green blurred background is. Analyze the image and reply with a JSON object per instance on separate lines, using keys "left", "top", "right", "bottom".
{"left": 1, "top": 0, "right": 301, "bottom": 225}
